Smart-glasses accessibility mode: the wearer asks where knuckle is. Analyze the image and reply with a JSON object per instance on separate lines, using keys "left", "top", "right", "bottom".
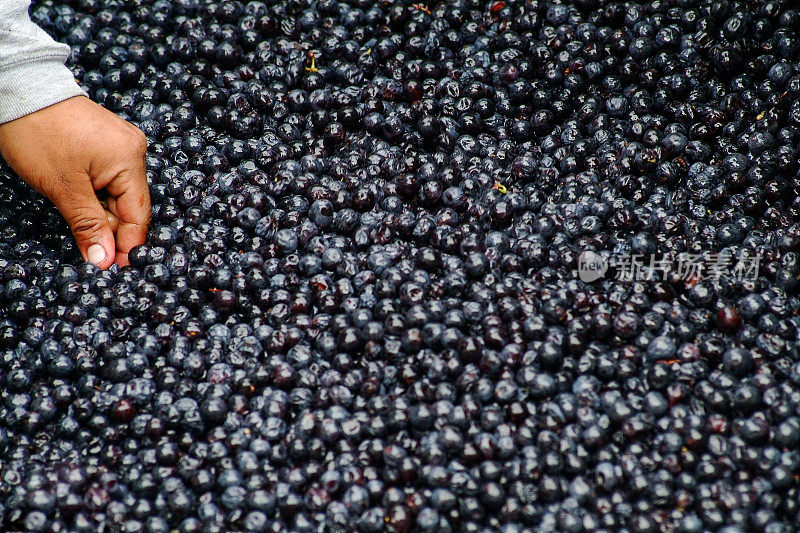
{"left": 127, "top": 127, "right": 148, "bottom": 157}
{"left": 68, "top": 207, "right": 105, "bottom": 237}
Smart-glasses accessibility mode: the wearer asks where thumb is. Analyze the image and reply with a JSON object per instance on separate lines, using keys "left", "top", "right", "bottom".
{"left": 49, "top": 175, "right": 116, "bottom": 268}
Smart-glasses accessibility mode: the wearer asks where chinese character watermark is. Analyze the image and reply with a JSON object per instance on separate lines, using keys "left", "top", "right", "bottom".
{"left": 577, "top": 250, "right": 760, "bottom": 283}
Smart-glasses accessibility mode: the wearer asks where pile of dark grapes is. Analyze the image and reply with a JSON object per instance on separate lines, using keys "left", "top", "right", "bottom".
{"left": 3, "top": 0, "right": 800, "bottom": 531}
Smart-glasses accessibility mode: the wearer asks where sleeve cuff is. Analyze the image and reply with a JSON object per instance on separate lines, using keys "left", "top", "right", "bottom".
{"left": 0, "top": 57, "right": 88, "bottom": 124}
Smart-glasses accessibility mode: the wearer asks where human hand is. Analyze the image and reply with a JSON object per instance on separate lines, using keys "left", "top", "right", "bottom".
{"left": 0, "top": 95, "right": 151, "bottom": 268}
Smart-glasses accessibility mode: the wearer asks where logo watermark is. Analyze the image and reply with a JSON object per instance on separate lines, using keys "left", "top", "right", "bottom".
{"left": 577, "top": 250, "right": 760, "bottom": 283}
{"left": 577, "top": 250, "right": 608, "bottom": 282}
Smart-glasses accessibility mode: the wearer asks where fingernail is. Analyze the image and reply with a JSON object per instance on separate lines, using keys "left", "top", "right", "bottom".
{"left": 87, "top": 244, "right": 106, "bottom": 265}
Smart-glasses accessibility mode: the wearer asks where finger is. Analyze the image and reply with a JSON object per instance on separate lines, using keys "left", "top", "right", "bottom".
{"left": 105, "top": 164, "right": 151, "bottom": 257}
{"left": 49, "top": 173, "right": 116, "bottom": 268}
{"left": 116, "top": 251, "right": 131, "bottom": 268}
{"left": 105, "top": 208, "right": 120, "bottom": 234}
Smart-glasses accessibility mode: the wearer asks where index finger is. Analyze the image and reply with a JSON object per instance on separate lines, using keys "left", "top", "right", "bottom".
{"left": 105, "top": 164, "right": 152, "bottom": 259}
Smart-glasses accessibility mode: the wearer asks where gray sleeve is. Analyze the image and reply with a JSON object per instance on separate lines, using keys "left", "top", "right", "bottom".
{"left": 0, "top": 0, "right": 88, "bottom": 124}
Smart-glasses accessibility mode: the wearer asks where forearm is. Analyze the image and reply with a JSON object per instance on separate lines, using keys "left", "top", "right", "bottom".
{"left": 0, "top": 0, "right": 86, "bottom": 124}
